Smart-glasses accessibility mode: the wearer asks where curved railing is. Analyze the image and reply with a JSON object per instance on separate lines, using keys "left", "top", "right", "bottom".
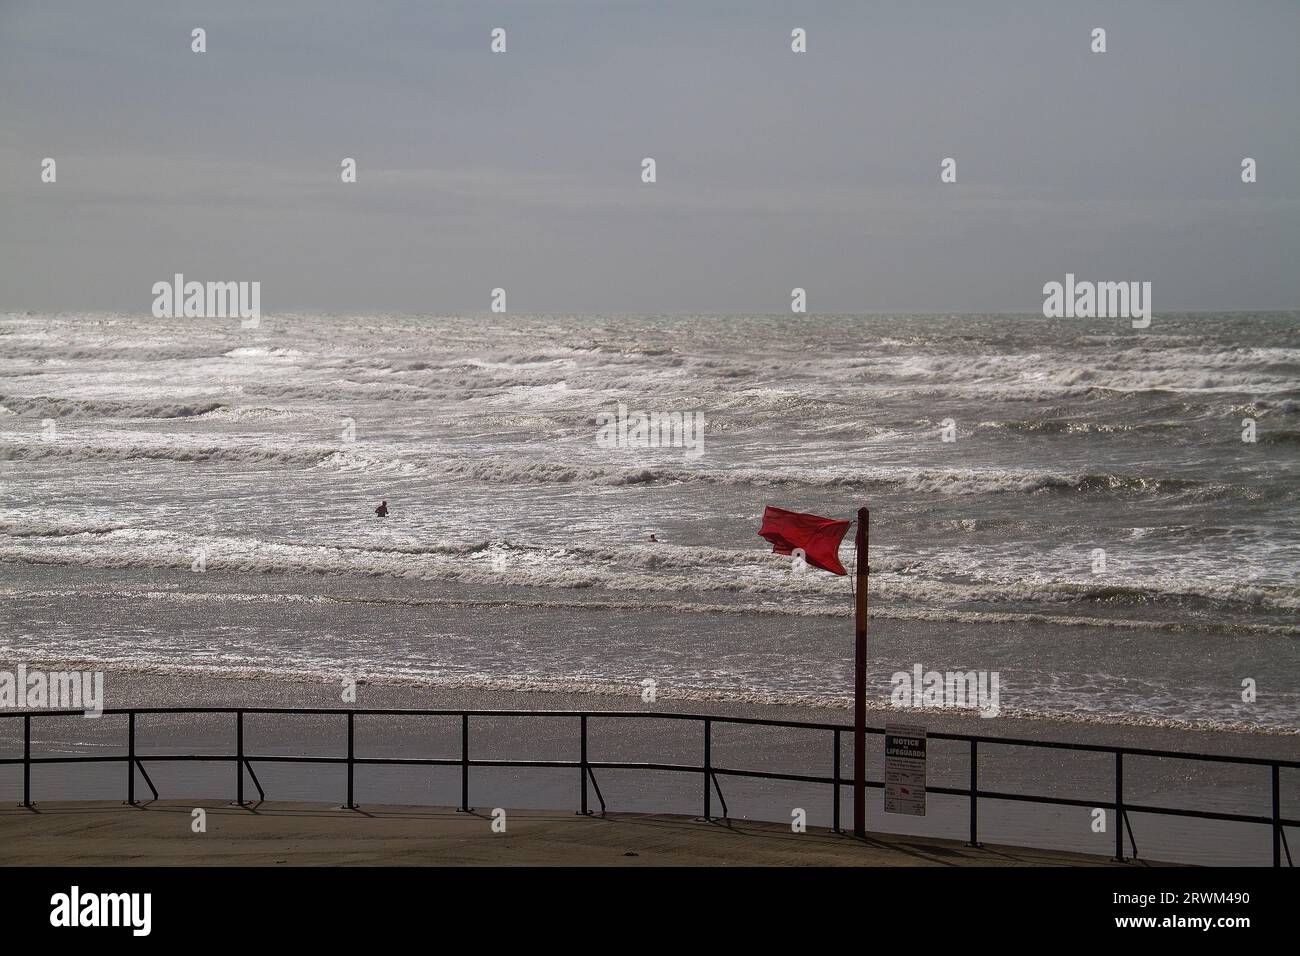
{"left": 2, "top": 707, "right": 1295, "bottom": 866}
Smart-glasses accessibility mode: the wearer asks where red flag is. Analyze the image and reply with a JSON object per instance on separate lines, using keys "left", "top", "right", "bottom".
{"left": 758, "top": 506, "right": 851, "bottom": 575}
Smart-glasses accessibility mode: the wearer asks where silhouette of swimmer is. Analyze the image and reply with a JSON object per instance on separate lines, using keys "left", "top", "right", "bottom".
{"left": 375, "top": 500, "right": 388, "bottom": 518}
{"left": 648, "top": 533, "right": 657, "bottom": 542}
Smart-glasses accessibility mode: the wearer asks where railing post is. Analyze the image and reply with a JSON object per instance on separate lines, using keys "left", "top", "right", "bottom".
{"left": 967, "top": 739, "right": 980, "bottom": 847}
{"left": 579, "top": 715, "right": 589, "bottom": 816}
{"left": 236, "top": 711, "right": 244, "bottom": 806}
{"left": 1273, "top": 764, "right": 1281, "bottom": 868}
{"left": 1113, "top": 751, "right": 1124, "bottom": 863}
{"left": 832, "top": 729, "right": 841, "bottom": 833}
{"left": 703, "top": 718, "right": 712, "bottom": 822}
{"left": 346, "top": 711, "right": 355, "bottom": 809}
{"left": 22, "top": 714, "right": 31, "bottom": 808}
{"left": 127, "top": 712, "right": 135, "bottom": 806}
{"left": 459, "top": 713, "right": 470, "bottom": 812}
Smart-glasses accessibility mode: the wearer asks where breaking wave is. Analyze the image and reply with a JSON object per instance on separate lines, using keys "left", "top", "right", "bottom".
{"left": 4, "top": 530, "right": 1297, "bottom": 617}
{"left": 0, "top": 441, "right": 335, "bottom": 466}
{"left": 438, "top": 458, "right": 1256, "bottom": 500}
{"left": 0, "top": 394, "right": 224, "bottom": 419}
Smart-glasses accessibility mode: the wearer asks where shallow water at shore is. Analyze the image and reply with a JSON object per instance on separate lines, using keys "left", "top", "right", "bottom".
{"left": 3, "top": 564, "right": 1298, "bottom": 733}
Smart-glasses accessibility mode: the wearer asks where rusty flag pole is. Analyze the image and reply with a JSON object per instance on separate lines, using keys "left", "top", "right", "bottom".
{"left": 853, "top": 506, "right": 869, "bottom": 837}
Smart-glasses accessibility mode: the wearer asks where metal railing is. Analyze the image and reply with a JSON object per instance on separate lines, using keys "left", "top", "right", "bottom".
{"left": 2, "top": 707, "right": 1295, "bottom": 866}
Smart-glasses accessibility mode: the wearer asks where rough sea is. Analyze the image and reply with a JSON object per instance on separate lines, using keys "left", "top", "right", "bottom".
{"left": 2, "top": 311, "right": 1297, "bottom": 732}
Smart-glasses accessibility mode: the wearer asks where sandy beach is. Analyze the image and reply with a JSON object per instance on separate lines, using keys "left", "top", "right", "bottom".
{"left": 2, "top": 669, "right": 1294, "bottom": 866}
{"left": 0, "top": 801, "right": 1154, "bottom": 867}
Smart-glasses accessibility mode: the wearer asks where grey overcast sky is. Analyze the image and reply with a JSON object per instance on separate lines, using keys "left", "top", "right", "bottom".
{"left": 1, "top": 0, "right": 1297, "bottom": 314}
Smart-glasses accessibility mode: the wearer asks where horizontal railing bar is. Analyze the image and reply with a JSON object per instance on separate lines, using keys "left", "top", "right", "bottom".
{"left": 10, "top": 754, "right": 238, "bottom": 764}
{"left": 590, "top": 760, "right": 717, "bottom": 774}
{"left": 0, "top": 755, "right": 123, "bottom": 764}
{"left": 0, "top": 707, "right": 851, "bottom": 730}
{"left": 415, "top": 758, "right": 581, "bottom": 769}
{"left": 936, "top": 786, "right": 1109, "bottom": 809}
{"left": 14, "top": 752, "right": 1289, "bottom": 786}
{"left": 711, "top": 766, "right": 839, "bottom": 786}
{"left": 931, "top": 787, "right": 1294, "bottom": 827}
{"left": 1121, "top": 802, "right": 1283, "bottom": 827}
{"left": 8, "top": 750, "right": 1299, "bottom": 832}
{"left": 2, "top": 707, "right": 1295, "bottom": 769}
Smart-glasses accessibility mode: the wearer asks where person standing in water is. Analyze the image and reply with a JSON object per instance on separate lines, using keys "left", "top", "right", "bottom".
{"left": 375, "top": 500, "right": 388, "bottom": 518}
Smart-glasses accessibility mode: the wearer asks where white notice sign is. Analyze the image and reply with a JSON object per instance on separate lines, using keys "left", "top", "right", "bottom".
{"left": 884, "top": 723, "right": 927, "bottom": 816}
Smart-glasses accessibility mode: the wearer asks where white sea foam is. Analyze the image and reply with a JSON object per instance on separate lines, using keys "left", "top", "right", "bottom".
{"left": 3, "top": 310, "right": 1297, "bottom": 732}
{"left": 3, "top": 526, "right": 1297, "bottom": 615}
